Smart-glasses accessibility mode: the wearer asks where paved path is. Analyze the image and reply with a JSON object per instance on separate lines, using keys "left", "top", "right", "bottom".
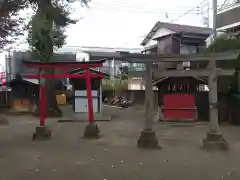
{"left": 0, "top": 107, "right": 240, "bottom": 180}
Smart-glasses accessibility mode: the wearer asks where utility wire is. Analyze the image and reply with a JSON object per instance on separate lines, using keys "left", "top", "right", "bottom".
{"left": 88, "top": 0, "right": 209, "bottom": 14}
{"left": 93, "top": 1, "right": 223, "bottom": 9}
{"left": 123, "top": 0, "right": 209, "bottom": 46}
{"left": 91, "top": 0, "right": 210, "bottom": 10}
{"left": 90, "top": 8, "right": 200, "bottom": 15}
{"left": 91, "top": 4, "right": 200, "bottom": 12}
{"left": 170, "top": 0, "right": 209, "bottom": 22}
{"left": 89, "top": 3, "right": 202, "bottom": 14}
{"left": 218, "top": 0, "right": 228, "bottom": 10}
{"left": 89, "top": 0, "right": 221, "bottom": 14}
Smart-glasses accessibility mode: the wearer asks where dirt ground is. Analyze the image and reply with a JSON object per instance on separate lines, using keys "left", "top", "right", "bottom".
{"left": 1, "top": 106, "right": 240, "bottom": 180}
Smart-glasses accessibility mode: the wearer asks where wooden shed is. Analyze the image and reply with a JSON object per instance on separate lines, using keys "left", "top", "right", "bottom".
{"left": 154, "top": 76, "right": 208, "bottom": 121}
{"left": 2, "top": 76, "right": 40, "bottom": 113}
{"left": 70, "top": 68, "right": 109, "bottom": 113}
{"left": 0, "top": 87, "right": 12, "bottom": 107}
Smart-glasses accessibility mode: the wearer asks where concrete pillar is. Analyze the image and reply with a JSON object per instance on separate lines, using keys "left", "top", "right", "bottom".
{"left": 137, "top": 62, "right": 159, "bottom": 149}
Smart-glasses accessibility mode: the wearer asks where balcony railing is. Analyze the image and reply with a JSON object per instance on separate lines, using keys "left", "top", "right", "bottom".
{"left": 218, "top": 1, "right": 240, "bottom": 12}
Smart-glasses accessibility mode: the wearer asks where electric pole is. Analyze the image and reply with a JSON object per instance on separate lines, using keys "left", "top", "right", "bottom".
{"left": 212, "top": 0, "right": 217, "bottom": 40}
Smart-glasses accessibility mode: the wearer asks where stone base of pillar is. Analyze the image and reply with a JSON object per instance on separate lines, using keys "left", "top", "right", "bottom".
{"left": 138, "top": 130, "right": 159, "bottom": 149}
{"left": 84, "top": 123, "right": 100, "bottom": 138}
{"left": 202, "top": 131, "right": 228, "bottom": 150}
{"left": 32, "top": 126, "right": 51, "bottom": 140}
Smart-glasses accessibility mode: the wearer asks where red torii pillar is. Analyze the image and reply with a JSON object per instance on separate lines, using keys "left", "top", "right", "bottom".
{"left": 23, "top": 60, "right": 105, "bottom": 140}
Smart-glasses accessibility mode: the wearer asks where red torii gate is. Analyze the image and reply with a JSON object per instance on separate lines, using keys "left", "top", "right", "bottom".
{"left": 23, "top": 60, "right": 105, "bottom": 140}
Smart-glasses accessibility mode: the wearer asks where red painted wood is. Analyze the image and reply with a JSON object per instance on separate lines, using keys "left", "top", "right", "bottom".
{"left": 85, "top": 69, "right": 94, "bottom": 123}
{"left": 40, "top": 85, "right": 46, "bottom": 126}
{"left": 0, "top": 72, "right": 6, "bottom": 90}
{"left": 25, "top": 73, "right": 104, "bottom": 79}
{"left": 163, "top": 94, "right": 195, "bottom": 108}
{"left": 162, "top": 93, "right": 196, "bottom": 121}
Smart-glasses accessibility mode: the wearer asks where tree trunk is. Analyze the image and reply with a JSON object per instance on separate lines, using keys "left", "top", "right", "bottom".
{"left": 32, "top": 0, "right": 63, "bottom": 117}
{"left": 34, "top": 69, "right": 63, "bottom": 117}
{"left": 45, "top": 78, "right": 63, "bottom": 117}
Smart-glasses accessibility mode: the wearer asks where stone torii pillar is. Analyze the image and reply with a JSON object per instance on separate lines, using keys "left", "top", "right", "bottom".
{"left": 137, "top": 62, "right": 159, "bottom": 148}
{"left": 202, "top": 59, "right": 228, "bottom": 150}
{"left": 202, "top": 0, "right": 228, "bottom": 150}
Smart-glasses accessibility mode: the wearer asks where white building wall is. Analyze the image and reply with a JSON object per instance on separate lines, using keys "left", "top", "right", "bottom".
{"left": 74, "top": 90, "right": 99, "bottom": 113}
{"left": 152, "top": 28, "right": 175, "bottom": 40}
{"left": 144, "top": 28, "right": 175, "bottom": 48}
{"left": 128, "top": 77, "right": 157, "bottom": 90}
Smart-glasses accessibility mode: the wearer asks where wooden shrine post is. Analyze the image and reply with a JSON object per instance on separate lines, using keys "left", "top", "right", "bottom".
{"left": 121, "top": 50, "right": 239, "bottom": 149}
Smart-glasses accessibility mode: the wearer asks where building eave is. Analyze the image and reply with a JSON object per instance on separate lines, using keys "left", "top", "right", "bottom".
{"left": 141, "top": 21, "right": 211, "bottom": 46}
{"left": 140, "top": 22, "right": 161, "bottom": 46}
{"left": 142, "top": 44, "right": 158, "bottom": 52}
{"left": 69, "top": 68, "right": 111, "bottom": 79}
{"left": 152, "top": 76, "right": 207, "bottom": 85}
{"left": 217, "top": 21, "right": 240, "bottom": 32}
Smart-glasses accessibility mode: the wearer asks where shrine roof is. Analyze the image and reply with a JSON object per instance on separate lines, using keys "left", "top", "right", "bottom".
{"left": 0, "top": 87, "right": 11, "bottom": 92}
{"left": 0, "top": 78, "right": 39, "bottom": 88}
{"left": 70, "top": 68, "right": 110, "bottom": 79}
{"left": 152, "top": 76, "right": 207, "bottom": 85}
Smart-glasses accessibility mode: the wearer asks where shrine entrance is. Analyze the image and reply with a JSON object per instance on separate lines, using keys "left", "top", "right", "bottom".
{"left": 162, "top": 94, "right": 196, "bottom": 121}
{"left": 121, "top": 50, "right": 239, "bottom": 149}
{"left": 155, "top": 76, "right": 207, "bottom": 121}
{"left": 22, "top": 60, "right": 105, "bottom": 140}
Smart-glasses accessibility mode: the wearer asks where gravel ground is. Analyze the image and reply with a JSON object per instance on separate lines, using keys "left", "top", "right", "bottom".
{"left": 0, "top": 106, "right": 240, "bottom": 180}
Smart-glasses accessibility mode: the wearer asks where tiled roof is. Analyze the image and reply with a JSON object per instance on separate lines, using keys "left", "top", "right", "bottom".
{"left": 141, "top": 21, "right": 212, "bottom": 46}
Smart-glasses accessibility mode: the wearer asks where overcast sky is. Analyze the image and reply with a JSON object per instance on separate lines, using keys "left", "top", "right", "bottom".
{"left": 0, "top": 0, "right": 228, "bottom": 70}
{"left": 12, "top": 0, "right": 227, "bottom": 50}
{"left": 65, "top": 0, "right": 226, "bottom": 49}
{"left": 4, "top": 0, "right": 228, "bottom": 51}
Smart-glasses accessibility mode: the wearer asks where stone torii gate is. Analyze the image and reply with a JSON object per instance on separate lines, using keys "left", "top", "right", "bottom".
{"left": 121, "top": 50, "right": 240, "bottom": 150}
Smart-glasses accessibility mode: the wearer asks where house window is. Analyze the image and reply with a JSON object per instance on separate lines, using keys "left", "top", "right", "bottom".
{"left": 180, "top": 45, "right": 197, "bottom": 54}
